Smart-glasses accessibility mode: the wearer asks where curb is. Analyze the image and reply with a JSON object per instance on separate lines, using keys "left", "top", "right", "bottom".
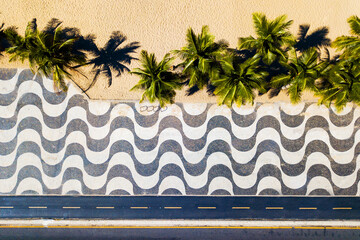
{"left": 0, "top": 219, "right": 359, "bottom": 228}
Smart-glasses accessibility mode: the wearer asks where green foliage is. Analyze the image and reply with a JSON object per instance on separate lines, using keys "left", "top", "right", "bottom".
{"left": 316, "top": 60, "right": 360, "bottom": 112}
{"left": 239, "top": 12, "right": 295, "bottom": 65}
{"left": 0, "top": 23, "right": 16, "bottom": 56}
{"left": 4, "top": 14, "right": 360, "bottom": 112}
{"left": 333, "top": 16, "right": 360, "bottom": 61}
{"left": 212, "top": 55, "right": 267, "bottom": 107}
{"left": 131, "top": 50, "right": 183, "bottom": 107}
{"left": 6, "top": 19, "right": 86, "bottom": 92}
{"left": 173, "top": 25, "right": 227, "bottom": 91}
{"left": 271, "top": 47, "right": 327, "bottom": 104}
{"left": 5, "top": 19, "right": 37, "bottom": 63}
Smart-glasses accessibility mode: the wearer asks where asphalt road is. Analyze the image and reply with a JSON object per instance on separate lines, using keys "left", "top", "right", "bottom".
{"left": 1, "top": 226, "right": 360, "bottom": 240}
{"left": 0, "top": 196, "right": 359, "bottom": 219}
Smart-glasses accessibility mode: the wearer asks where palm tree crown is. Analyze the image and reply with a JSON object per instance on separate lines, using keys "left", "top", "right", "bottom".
{"left": 333, "top": 15, "right": 360, "bottom": 61}
{"left": 173, "top": 25, "right": 227, "bottom": 93}
{"left": 5, "top": 19, "right": 37, "bottom": 64}
{"left": 239, "top": 13, "right": 295, "bottom": 65}
{"left": 131, "top": 50, "right": 183, "bottom": 107}
{"left": 0, "top": 22, "right": 16, "bottom": 56}
{"left": 212, "top": 55, "right": 267, "bottom": 107}
{"left": 6, "top": 18, "right": 86, "bottom": 92}
{"left": 316, "top": 60, "right": 360, "bottom": 112}
{"left": 271, "top": 47, "right": 327, "bottom": 103}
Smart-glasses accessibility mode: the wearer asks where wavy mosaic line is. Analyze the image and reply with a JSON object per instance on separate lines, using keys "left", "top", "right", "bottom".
{"left": 0, "top": 69, "right": 360, "bottom": 196}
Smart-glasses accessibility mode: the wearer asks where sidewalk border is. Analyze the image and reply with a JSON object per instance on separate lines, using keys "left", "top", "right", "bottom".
{"left": 0, "top": 219, "right": 359, "bottom": 229}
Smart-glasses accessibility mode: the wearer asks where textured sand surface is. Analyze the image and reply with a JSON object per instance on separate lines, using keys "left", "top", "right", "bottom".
{"left": 0, "top": 0, "right": 359, "bottom": 102}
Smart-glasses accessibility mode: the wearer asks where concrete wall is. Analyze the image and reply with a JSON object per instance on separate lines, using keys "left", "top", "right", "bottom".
{"left": 0, "top": 0, "right": 359, "bottom": 101}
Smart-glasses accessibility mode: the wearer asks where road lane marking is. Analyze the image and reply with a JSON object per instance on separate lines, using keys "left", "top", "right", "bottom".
{"left": 333, "top": 207, "right": 352, "bottom": 210}
{"left": 266, "top": 207, "right": 284, "bottom": 210}
{"left": 62, "top": 207, "right": 81, "bottom": 209}
{"left": 164, "top": 207, "right": 182, "bottom": 209}
{"left": 198, "top": 207, "right": 216, "bottom": 209}
{"left": 96, "top": 207, "right": 114, "bottom": 209}
{"left": 0, "top": 206, "right": 13, "bottom": 209}
{"left": 232, "top": 207, "right": 250, "bottom": 210}
{"left": 28, "top": 206, "right": 47, "bottom": 209}
{"left": 299, "top": 207, "right": 317, "bottom": 210}
{"left": 130, "top": 207, "right": 148, "bottom": 209}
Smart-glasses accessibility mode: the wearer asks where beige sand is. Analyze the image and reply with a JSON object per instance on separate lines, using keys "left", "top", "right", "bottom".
{"left": 0, "top": 0, "right": 359, "bottom": 103}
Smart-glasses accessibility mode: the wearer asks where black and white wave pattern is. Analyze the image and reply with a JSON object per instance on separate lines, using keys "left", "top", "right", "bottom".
{"left": 0, "top": 68, "right": 360, "bottom": 196}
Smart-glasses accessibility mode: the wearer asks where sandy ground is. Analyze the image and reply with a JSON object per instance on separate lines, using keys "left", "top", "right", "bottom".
{"left": 0, "top": 0, "right": 359, "bottom": 103}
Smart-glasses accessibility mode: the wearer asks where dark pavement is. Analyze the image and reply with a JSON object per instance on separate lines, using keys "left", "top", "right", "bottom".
{"left": 0, "top": 196, "right": 359, "bottom": 219}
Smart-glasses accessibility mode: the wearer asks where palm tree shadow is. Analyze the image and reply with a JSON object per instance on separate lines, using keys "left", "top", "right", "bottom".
{"left": 43, "top": 19, "right": 141, "bottom": 92}
{"left": 184, "top": 80, "right": 216, "bottom": 96}
{"left": 82, "top": 31, "right": 140, "bottom": 91}
{"left": 294, "top": 24, "right": 331, "bottom": 52}
{"left": 43, "top": 18, "right": 98, "bottom": 58}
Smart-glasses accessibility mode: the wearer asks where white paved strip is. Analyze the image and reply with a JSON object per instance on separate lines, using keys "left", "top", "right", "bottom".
{"left": 1, "top": 220, "right": 360, "bottom": 228}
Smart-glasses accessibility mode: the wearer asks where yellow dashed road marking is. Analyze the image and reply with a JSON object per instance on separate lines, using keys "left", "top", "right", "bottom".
{"left": 266, "top": 207, "right": 284, "bottom": 210}
{"left": 130, "top": 207, "right": 148, "bottom": 209}
{"left": 333, "top": 207, "right": 352, "bottom": 210}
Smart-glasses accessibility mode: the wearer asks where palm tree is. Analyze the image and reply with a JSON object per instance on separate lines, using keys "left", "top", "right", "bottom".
{"left": 81, "top": 31, "right": 140, "bottom": 91}
{"left": 6, "top": 18, "right": 87, "bottom": 92}
{"left": 131, "top": 50, "right": 183, "bottom": 107}
{"left": 333, "top": 15, "right": 360, "bottom": 61}
{"left": 271, "top": 47, "right": 327, "bottom": 104}
{"left": 211, "top": 54, "right": 268, "bottom": 107}
{"left": 173, "top": 25, "right": 228, "bottom": 94}
{"left": 294, "top": 24, "right": 331, "bottom": 53}
{"left": 316, "top": 60, "right": 360, "bottom": 112}
{"left": 239, "top": 13, "right": 295, "bottom": 65}
{"left": 317, "top": 15, "right": 360, "bottom": 112}
{"left": 5, "top": 19, "right": 37, "bottom": 64}
{"left": 0, "top": 22, "right": 17, "bottom": 56}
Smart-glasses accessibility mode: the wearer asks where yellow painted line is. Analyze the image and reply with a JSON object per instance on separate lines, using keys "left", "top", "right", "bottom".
{"left": 28, "top": 206, "right": 47, "bottom": 209}
{"left": 294, "top": 227, "right": 327, "bottom": 229}
{"left": 130, "top": 207, "right": 148, "bottom": 209}
{"left": 299, "top": 207, "right": 317, "bottom": 210}
{"left": 266, "top": 207, "right": 284, "bottom": 210}
{"left": 232, "top": 207, "right": 250, "bottom": 210}
{"left": 333, "top": 207, "right": 352, "bottom": 210}
{"left": 2, "top": 226, "right": 360, "bottom": 229}
{"left": 96, "top": 207, "right": 114, "bottom": 209}
{"left": 164, "top": 207, "right": 182, "bottom": 209}
{"left": 0, "top": 206, "right": 13, "bottom": 209}
{"left": 62, "top": 207, "right": 81, "bottom": 209}
{"left": 198, "top": 207, "right": 216, "bottom": 210}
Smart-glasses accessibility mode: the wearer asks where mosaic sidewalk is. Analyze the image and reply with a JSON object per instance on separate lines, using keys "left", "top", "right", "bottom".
{"left": 0, "top": 69, "right": 359, "bottom": 195}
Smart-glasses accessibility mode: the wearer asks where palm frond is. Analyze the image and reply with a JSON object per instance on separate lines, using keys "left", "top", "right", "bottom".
{"left": 348, "top": 15, "right": 360, "bottom": 36}
{"left": 130, "top": 50, "right": 182, "bottom": 107}
{"left": 174, "top": 25, "right": 226, "bottom": 93}
{"left": 239, "top": 13, "right": 295, "bottom": 65}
